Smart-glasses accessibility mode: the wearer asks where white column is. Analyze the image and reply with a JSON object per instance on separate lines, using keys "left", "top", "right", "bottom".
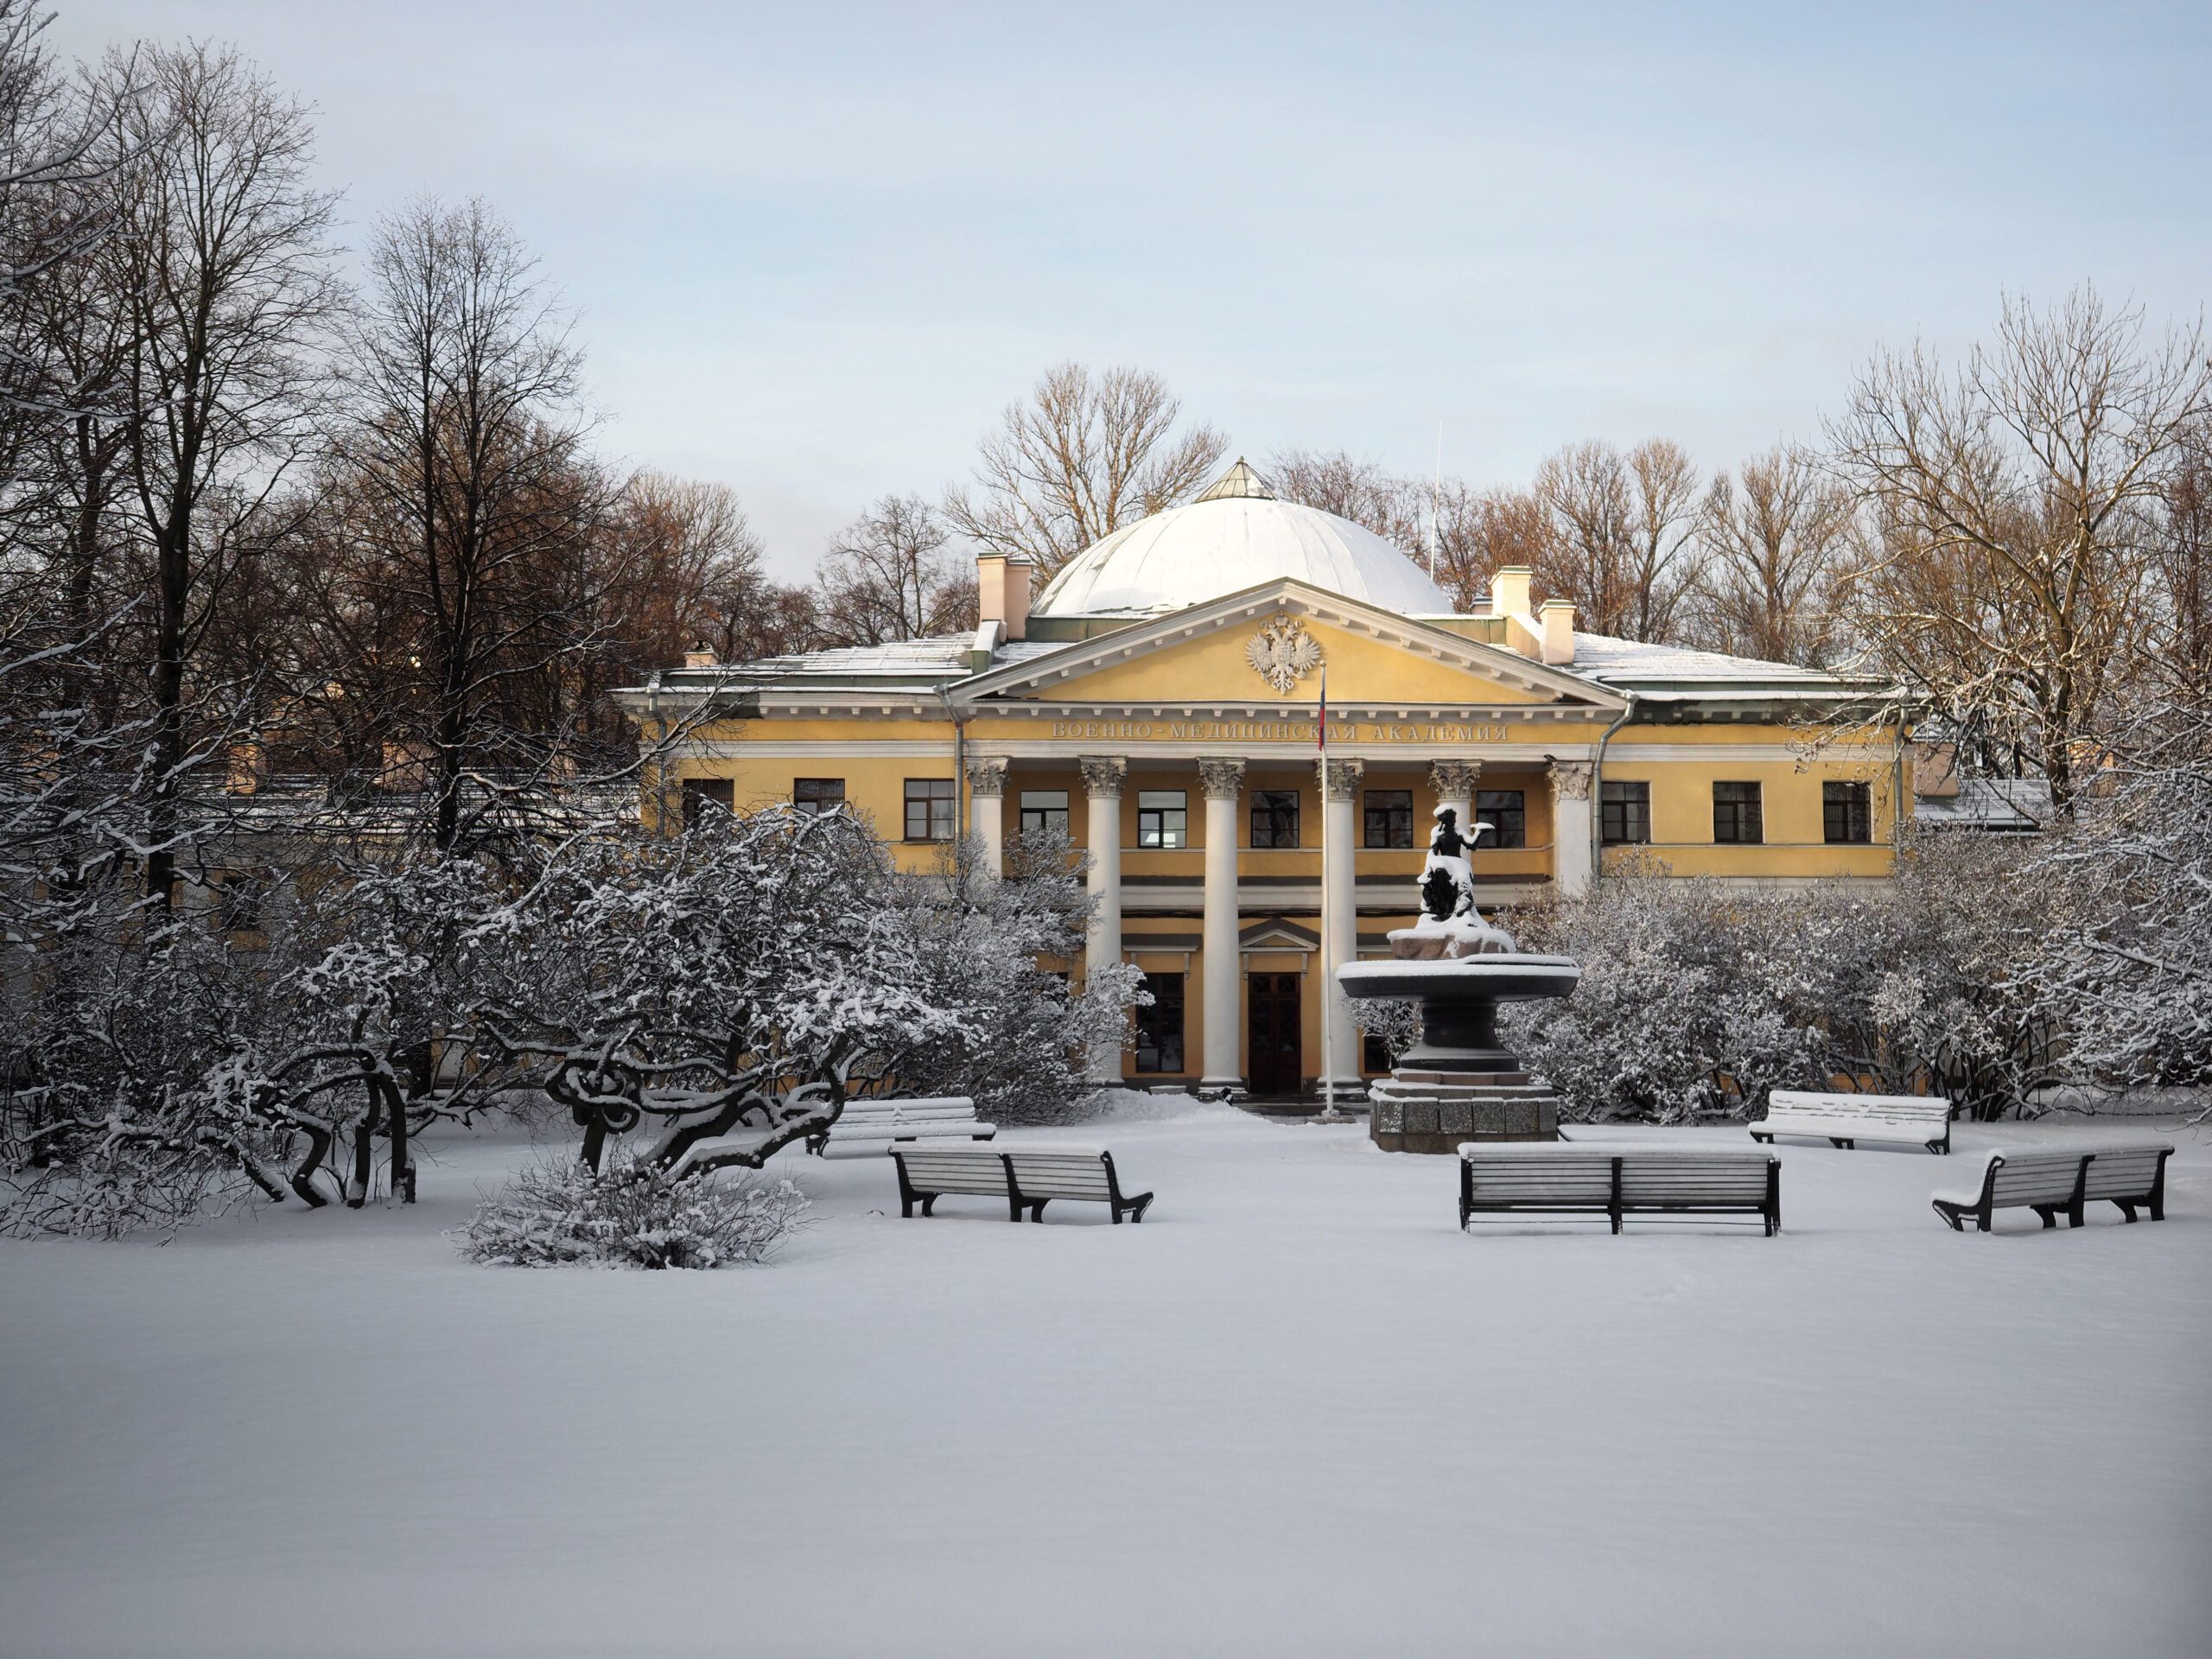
{"left": 1550, "top": 760, "right": 1594, "bottom": 897}
{"left": 1319, "top": 755, "right": 1363, "bottom": 1096}
{"left": 1429, "top": 758, "right": 1478, "bottom": 845}
{"left": 1198, "top": 757, "right": 1245, "bottom": 1092}
{"left": 1080, "top": 755, "right": 1126, "bottom": 1084}
{"left": 965, "top": 757, "right": 1007, "bottom": 879}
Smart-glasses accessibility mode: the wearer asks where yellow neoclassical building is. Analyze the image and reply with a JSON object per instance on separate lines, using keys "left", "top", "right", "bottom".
{"left": 620, "top": 462, "right": 1905, "bottom": 1098}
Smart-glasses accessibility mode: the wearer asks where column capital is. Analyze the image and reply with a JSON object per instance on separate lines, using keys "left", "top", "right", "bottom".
{"left": 1429, "top": 759, "right": 1481, "bottom": 798}
{"left": 964, "top": 756, "right": 1008, "bottom": 797}
{"left": 1549, "top": 759, "right": 1594, "bottom": 801}
{"left": 1078, "top": 755, "right": 1127, "bottom": 798}
{"left": 1319, "top": 755, "right": 1364, "bottom": 802}
{"left": 1197, "top": 757, "right": 1246, "bottom": 800}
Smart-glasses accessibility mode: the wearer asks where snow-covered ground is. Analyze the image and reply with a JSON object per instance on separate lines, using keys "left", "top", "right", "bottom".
{"left": 4, "top": 1107, "right": 2209, "bottom": 1658}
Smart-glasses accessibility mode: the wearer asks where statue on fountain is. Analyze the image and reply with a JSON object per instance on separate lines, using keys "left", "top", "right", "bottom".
{"left": 1399, "top": 805, "right": 1517, "bottom": 959}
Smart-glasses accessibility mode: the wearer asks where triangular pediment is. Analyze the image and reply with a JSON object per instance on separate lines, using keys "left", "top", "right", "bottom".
{"left": 960, "top": 580, "right": 1620, "bottom": 714}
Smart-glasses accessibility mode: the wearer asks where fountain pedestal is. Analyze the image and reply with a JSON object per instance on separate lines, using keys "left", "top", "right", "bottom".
{"left": 1336, "top": 955, "right": 1579, "bottom": 1154}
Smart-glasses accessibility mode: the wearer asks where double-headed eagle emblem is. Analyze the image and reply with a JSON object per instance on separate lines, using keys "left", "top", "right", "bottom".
{"left": 1245, "top": 613, "right": 1323, "bottom": 694}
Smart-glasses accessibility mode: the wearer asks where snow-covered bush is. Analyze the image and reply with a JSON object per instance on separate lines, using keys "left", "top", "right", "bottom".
{"left": 1500, "top": 836, "right": 2050, "bottom": 1122}
{"left": 456, "top": 1154, "right": 808, "bottom": 1269}
{"left": 2019, "top": 703, "right": 2212, "bottom": 1091}
{"left": 479, "top": 805, "right": 980, "bottom": 1174}
{"left": 887, "top": 829, "right": 1145, "bottom": 1125}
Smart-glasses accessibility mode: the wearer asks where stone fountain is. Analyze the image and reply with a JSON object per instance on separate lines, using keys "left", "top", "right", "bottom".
{"left": 1334, "top": 805, "right": 1580, "bottom": 1153}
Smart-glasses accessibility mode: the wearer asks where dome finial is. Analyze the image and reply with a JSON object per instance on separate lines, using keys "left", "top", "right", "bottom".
{"left": 1197, "top": 457, "right": 1274, "bottom": 502}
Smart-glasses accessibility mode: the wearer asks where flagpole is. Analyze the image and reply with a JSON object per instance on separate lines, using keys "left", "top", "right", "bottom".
{"left": 1317, "top": 665, "right": 1339, "bottom": 1123}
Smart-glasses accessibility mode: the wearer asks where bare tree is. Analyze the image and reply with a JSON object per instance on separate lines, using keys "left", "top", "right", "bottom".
{"left": 338, "top": 195, "right": 607, "bottom": 849}
{"left": 1268, "top": 448, "right": 1561, "bottom": 613}
{"left": 100, "top": 42, "right": 336, "bottom": 905}
{"left": 608, "top": 470, "right": 817, "bottom": 666}
{"left": 1434, "top": 482, "right": 1562, "bottom": 614}
{"left": 1690, "top": 444, "right": 1852, "bottom": 664}
{"left": 2139, "top": 418, "right": 2212, "bottom": 710}
{"left": 815, "top": 493, "right": 974, "bottom": 646}
{"left": 1830, "top": 288, "right": 2212, "bottom": 813}
{"left": 944, "top": 362, "right": 1226, "bottom": 579}
{"left": 1535, "top": 438, "right": 1700, "bottom": 641}
{"left": 1267, "top": 448, "right": 1427, "bottom": 546}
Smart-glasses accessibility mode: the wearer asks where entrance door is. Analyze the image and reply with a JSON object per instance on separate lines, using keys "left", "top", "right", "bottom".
{"left": 1248, "top": 972, "right": 1304, "bottom": 1096}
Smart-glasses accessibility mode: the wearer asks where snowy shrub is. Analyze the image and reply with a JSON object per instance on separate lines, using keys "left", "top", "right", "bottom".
{"left": 887, "top": 830, "right": 1146, "bottom": 1126}
{"left": 1500, "top": 836, "right": 2050, "bottom": 1122}
{"left": 2018, "top": 705, "right": 2212, "bottom": 1092}
{"left": 457, "top": 1154, "right": 809, "bottom": 1269}
{"left": 479, "top": 806, "right": 980, "bottom": 1174}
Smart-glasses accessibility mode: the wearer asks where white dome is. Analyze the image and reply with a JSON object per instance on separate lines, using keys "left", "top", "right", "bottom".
{"left": 1032, "top": 461, "right": 1452, "bottom": 618}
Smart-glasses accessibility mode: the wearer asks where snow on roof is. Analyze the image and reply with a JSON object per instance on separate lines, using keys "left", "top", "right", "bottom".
{"left": 1913, "top": 778, "right": 2050, "bottom": 830}
{"left": 652, "top": 637, "right": 1071, "bottom": 696}
{"left": 1567, "top": 633, "right": 1848, "bottom": 686}
{"left": 1033, "top": 461, "right": 1451, "bottom": 618}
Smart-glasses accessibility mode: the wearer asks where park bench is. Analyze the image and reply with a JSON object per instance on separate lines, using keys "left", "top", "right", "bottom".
{"left": 1930, "top": 1142, "right": 2173, "bottom": 1232}
{"left": 891, "top": 1146, "right": 1154, "bottom": 1224}
{"left": 1459, "top": 1143, "right": 1781, "bottom": 1235}
{"left": 812, "top": 1096, "right": 996, "bottom": 1158}
{"left": 1750, "top": 1090, "right": 1953, "bottom": 1153}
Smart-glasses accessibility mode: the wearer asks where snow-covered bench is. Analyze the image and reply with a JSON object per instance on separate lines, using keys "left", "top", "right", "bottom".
{"left": 1750, "top": 1090, "right": 1952, "bottom": 1154}
{"left": 811, "top": 1096, "right": 995, "bottom": 1159}
{"left": 891, "top": 1146, "right": 1154, "bottom": 1224}
{"left": 1931, "top": 1142, "right": 2173, "bottom": 1232}
{"left": 1003, "top": 1148, "right": 1154, "bottom": 1224}
{"left": 1459, "top": 1143, "right": 1781, "bottom": 1236}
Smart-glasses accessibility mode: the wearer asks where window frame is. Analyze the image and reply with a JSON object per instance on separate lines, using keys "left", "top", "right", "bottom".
{"left": 1712, "top": 780, "right": 1764, "bottom": 845}
{"left": 1017, "top": 788, "right": 1070, "bottom": 838}
{"left": 1599, "top": 779, "right": 1650, "bottom": 846}
{"left": 680, "top": 776, "right": 734, "bottom": 830}
{"left": 1363, "top": 788, "right": 1414, "bottom": 849}
{"left": 1136, "top": 789, "right": 1189, "bottom": 850}
{"left": 1476, "top": 788, "right": 1527, "bottom": 849}
{"left": 903, "top": 777, "right": 957, "bottom": 842}
{"left": 792, "top": 777, "right": 845, "bottom": 817}
{"left": 1249, "top": 788, "right": 1300, "bottom": 849}
{"left": 1822, "top": 779, "right": 1872, "bottom": 844}
{"left": 1133, "top": 970, "right": 1186, "bottom": 1074}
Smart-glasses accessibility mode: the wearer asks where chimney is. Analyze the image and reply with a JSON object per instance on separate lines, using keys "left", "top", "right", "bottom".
{"left": 1485, "top": 565, "right": 1544, "bottom": 657}
{"left": 1487, "top": 565, "right": 1532, "bottom": 620}
{"left": 1539, "top": 599, "right": 1576, "bottom": 664}
{"left": 683, "top": 642, "right": 718, "bottom": 671}
{"left": 977, "top": 553, "right": 1033, "bottom": 641}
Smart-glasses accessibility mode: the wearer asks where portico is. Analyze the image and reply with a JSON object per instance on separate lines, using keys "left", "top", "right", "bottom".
{"left": 925, "top": 734, "right": 1604, "bottom": 1098}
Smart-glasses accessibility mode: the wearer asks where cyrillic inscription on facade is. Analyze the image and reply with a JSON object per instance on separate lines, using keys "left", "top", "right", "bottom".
{"left": 1046, "top": 719, "right": 1510, "bottom": 744}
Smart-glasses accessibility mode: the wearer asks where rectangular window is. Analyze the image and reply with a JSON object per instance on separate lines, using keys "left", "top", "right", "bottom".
{"left": 1476, "top": 789, "right": 1527, "bottom": 849}
{"left": 1137, "top": 790, "right": 1188, "bottom": 849}
{"left": 1713, "top": 781, "right": 1764, "bottom": 845}
{"left": 1823, "top": 780, "right": 1872, "bottom": 844}
{"left": 681, "top": 776, "right": 734, "bottom": 830}
{"left": 1249, "top": 789, "right": 1300, "bottom": 849}
{"left": 1018, "top": 789, "right": 1069, "bottom": 837}
{"left": 1134, "top": 971, "right": 1185, "bottom": 1073}
{"left": 904, "top": 778, "right": 956, "bottom": 842}
{"left": 1600, "top": 780, "right": 1650, "bottom": 846}
{"left": 792, "top": 778, "right": 845, "bottom": 817}
{"left": 1362, "top": 1027, "right": 1392, "bottom": 1073}
{"left": 216, "top": 874, "right": 265, "bottom": 935}
{"left": 1363, "top": 789, "right": 1414, "bottom": 849}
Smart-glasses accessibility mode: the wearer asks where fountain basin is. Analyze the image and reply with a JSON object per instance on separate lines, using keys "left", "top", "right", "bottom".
{"left": 1335, "top": 953, "right": 1580, "bottom": 1151}
{"left": 1335, "top": 955, "right": 1580, "bottom": 1075}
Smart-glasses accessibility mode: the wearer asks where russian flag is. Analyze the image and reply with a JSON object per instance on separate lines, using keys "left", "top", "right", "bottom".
{"left": 1317, "top": 666, "right": 1328, "bottom": 752}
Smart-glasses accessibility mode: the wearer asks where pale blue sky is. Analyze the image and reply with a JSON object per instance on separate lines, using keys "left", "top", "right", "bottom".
{"left": 54, "top": 2, "right": 2212, "bottom": 579}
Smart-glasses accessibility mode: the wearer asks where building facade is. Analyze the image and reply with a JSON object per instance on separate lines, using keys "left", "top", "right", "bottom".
{"left": 620, "top": 463, "right": 1905, "bottom": 1097}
